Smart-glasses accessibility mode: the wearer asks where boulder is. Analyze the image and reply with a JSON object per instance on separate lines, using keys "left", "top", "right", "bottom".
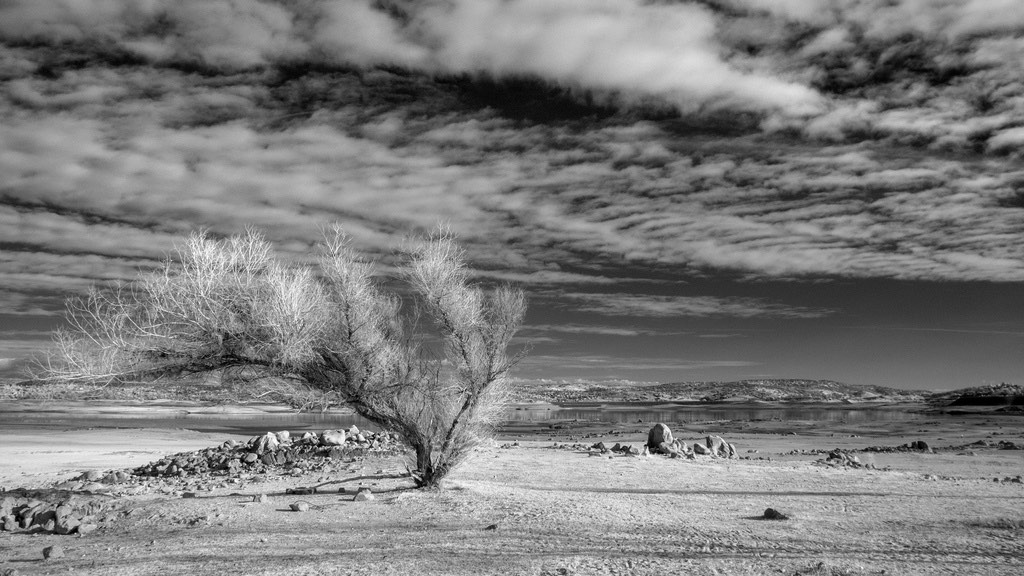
{"left": 706, "top": 435, "right": 733, "bottom": 458}
{"left": 321, "top": 430, "right": 347, "bottom": 446}
{"left": 254, "top": 433, "right": 280, "bottom": 453}
{"left": 763, "top": 508, "right": 789, "bottom": 520}
{"left": 42, "top": 545, "right": 64, "bottom": 560}
{"left": 693, "top": 443, "right": 710, "bottom": 455}
{"left": 646, "top": 423, "right": 673, "bottom": 448}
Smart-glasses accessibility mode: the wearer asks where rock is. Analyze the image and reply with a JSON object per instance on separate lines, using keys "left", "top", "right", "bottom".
{"left": 182, "top": 492, "right": 198, "bottom": 499}
{"left": 81, "top": 470, "right": 103, "bottom": 482}
{"left": 693, "top": 443, "right": 710, "bottom": 455}
{"left": 647, "top": 423, "right": 673, "bottom": 448}
{"left": 706, "top": 435, "right": 735, "bottom": 458}
{"left": 354, "top": 488, "right": 375, "bottom": 502}
{"left": 655, "top": 441, "right": 675, "bottom": 456}
{"left": 290, "top": 501, "right": 310, "bottom": 512}
{"left": 242, "top": 453, "right": 258, "bottom": 464}
{"left": 254, "top": 432, "right": 280, "bottom": 453}
{"left": 321, "top": 429, "right": 347, "bottom": 446}
{"left": 42, "top": 545, "right": 64, "bottom": 560}
{"left": 54, "top": 516, "right": 81, "bottom": 535}
{"left": 641, "top": 446, "right": 651, "bottom": 457}
{"left": 727, "top": 443, "right": 738, "bottom": 459}
{"left": 275, "top": 431, "right": 291, "bottom": 444}
{"left": 626, "top": 445, "right": 640, "bottom": 456}
{"left": 911, "top": 440, "right": 930, "bottom": 451}
{"left": 763, "top": 508, "right": 789, "bottom": 520}
{"left": 592, "top": 442, "right": 608, "bottom": 452}
{"left": 77, "top": 523, "right": 98, "bottom": 535}
{"left": 347, "top": 425, "right": 360, "bottom": 436}
{"left": 254, "top": 494, "right": 270, "bottom": 504}
{"left": 484, "top": 523, "right": 498, "bottom": 530}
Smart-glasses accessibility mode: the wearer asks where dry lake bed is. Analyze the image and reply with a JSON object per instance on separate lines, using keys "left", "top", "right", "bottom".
{"left": 0, "top": 401, "right": 1022, "bottom": 576}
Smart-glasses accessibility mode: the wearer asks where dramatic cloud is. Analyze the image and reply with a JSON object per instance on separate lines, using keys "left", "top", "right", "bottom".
{"left": 3, "top": 1, "right": 1024, "bottom": 387}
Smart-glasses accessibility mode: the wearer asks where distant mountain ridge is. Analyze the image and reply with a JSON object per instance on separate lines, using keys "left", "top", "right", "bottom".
{"left": 520, "top": 378, "right": 926, "bottom": 403}
{"left": 650, "top": 379, "right": 924, "bottom": 403}
{"left": 927, "top": 383, "right": 1024, "bottom": 409}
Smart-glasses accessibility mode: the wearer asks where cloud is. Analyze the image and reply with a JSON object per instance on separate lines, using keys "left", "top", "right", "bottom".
{"left": 523, "top": 324, "right": 688, "bottom": 337}
{"left": 0, "top": 0, "right": 823, "bottom": 116}
{"left": 421, "top": 0, "right": 822, "bottom": 116}
{"left": 518, "top": 354, "right": 756, "bottom": 372}
{"left": 2, "top": 0, "right": 1024, "bottom": 326}
{"left": 561, "top": 293, "right": 830, "bottom": 319}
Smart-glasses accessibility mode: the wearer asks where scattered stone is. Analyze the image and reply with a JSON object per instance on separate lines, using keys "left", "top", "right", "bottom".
{"left": 42, "top": 545, "right": 64, "bottom": 560}
{"left": 182, "top": 492, "right": 197, "bottom": 499}
{"left": 484, "top": 523, "right": 498, "bottom": 530}
{"left": 253, "top": 494, "right": 270, "bottom": 504}
{"left": 289, "top": 501, "right": 310, "bottom": 512}
{"left": 354, "top": 488, "right": 375, "bottom": 502}
{"left": 817, "top": 449, "right": 862, "bottom": 468}
{"left": 763, "top": 508, "right": 789, "bottom": 520}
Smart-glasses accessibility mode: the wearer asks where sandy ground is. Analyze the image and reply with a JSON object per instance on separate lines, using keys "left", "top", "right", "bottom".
{"left": 1, "top": 410, "right": 1022, "bottom": 575}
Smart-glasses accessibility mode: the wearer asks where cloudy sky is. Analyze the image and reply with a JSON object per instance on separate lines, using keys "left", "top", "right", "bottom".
{"left": 2, "top": 0, "right": 1024, "bottom": 391}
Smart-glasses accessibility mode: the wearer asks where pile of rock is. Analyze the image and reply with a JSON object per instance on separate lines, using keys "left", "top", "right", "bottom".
{"left": 133, "top": 426, "right": 405, "bottom": 479}
{"left": 589, "top": 442, "right": 642, "bottom": 456}
{"left": 0, "top": 490, "right": 109, "bottom": 535}
{"left": 816, "top": 449, "right": 867, "bottom": 468}
{"left": 863, "top": 440, "right": 932, "bottom": 454}
{"left": 645, "top": 423, "right": 738, "bottom": 459}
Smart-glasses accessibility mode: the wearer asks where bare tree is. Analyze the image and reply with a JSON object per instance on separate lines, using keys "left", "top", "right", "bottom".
{"left": 35, "top": 226, "right": 527, "bottom": 488}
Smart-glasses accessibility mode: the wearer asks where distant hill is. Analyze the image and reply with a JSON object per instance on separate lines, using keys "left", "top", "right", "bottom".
{"left": 519, "top": 379, "right": 925, "bottom": 404}
{"left": 926, "top": 383, "right": 1024, "bottom": 412}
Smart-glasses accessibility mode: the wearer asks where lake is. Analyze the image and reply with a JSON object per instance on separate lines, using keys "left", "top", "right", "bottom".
{"left": 0, "top": 401, "right": 930, "bottom": 436}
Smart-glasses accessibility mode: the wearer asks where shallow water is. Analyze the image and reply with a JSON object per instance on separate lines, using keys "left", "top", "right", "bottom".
{"left": 507, "top": 403, "right": 931, "bottom": 425}
{"left": 0, "top": 401, "right": 932, "bottom": 436}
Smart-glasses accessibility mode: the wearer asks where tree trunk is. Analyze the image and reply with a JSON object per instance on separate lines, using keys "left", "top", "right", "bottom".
{"left": 413, "top": 442, "right": 441, "bottom": 488}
